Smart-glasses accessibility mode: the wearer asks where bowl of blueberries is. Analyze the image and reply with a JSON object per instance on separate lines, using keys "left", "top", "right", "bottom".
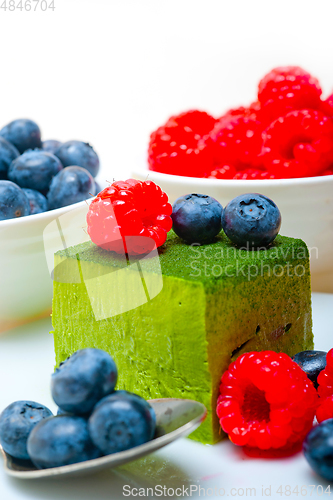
{"left": 0, "top": 118, "right": 103, "bottom": 333}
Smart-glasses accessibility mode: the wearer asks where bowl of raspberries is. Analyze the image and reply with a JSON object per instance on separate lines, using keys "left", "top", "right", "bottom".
{"left": 0, "top": 118, "right": 103, "bottom": 333}
{"left": 132, "top": 66, "right": 333, "bottom": 292}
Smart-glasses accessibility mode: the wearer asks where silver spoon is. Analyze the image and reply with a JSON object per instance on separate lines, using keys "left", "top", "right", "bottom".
{"left": 0, "top": 398, "right": 206, "bottom": 479}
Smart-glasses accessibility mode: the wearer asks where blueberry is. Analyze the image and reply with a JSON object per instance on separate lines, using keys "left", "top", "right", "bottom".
{"left": 51, "top": 348, "right": 118, "bottom": 415}
{"left": 8, "top": 150, "right": 63, "bottom": 194}
{"left": 0, "top": 401, "right": 52, "bottom": 460}
{"left": 221, "top": 193, "right": 281, "bottom": 248}
{"left": 0, "top": 137, "right": 20, "bottom": 180}
{"left": 56, "top": 407, "right": 67, "bottom": 416}
{"left": 93, "top": 390, "right": 129, "bottom": 411}
{"left": 0, "top": 180, "right": 30, "bottom": 220}
{"left": 55, "top": 140, "right": 100, "bottom": 178}
{"left": 292, "top": 351, "right": 327, "bottom": 389}
{"left": 22, "top": 188, "right": 48, "bottom": 215}
{"left": 94, "top": 390, "right": 156, "bottom": 439}
{"left": 0, "top": 119, "right": 42, "bottom": 154}
{"left": 42, "top": 140, "right": 62, "bottom": 155}
{"left": 171, "top": 193, "right": 223, "bottom": 244}
{"left": 27, "top": 415, "right": 100, "bottom": 469}
{"left": 88, "top": 392, "right": 156, "bottom": 455}
{"left": 47, "top": 166, "right": 95, "bottom": 210}
{"left": 57, "top": 406, "right": 88, "bottom": 417}
{"left": 303, "top": 419, "right": 333, "bottom": 481}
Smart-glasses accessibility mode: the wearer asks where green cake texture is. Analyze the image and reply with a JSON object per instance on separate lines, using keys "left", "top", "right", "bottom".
{"left": 52, "top": 231, "right": 313, "bottom": 444}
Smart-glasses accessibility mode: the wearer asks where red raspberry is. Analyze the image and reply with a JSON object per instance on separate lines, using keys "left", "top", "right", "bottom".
{"left": 258, "top": 66, "right": 322, "bottom": 122}
{"left": 148, "top": 110, "right": 216, "bottom": 177}
{"left": 316, "top": 396, "right": 333, "bottom": 424}
{"left": 207, "top": 114, "right": 264, "bottom": 169}
{"left": 166, "top": 109, "right": 216, "bottom": 136}
{"left": 262, "top": 110, "right": 333, "bottom": 178}
{"left": 317, "top": 349, "right": 333, "bottom": 399}
{"left": 320, "top": 93, "right": 333, "bottom": 118}
{"left": 321, "top": 169, "right": 333, "bottom": 176}
{"left": 86, "top": 179, "right": 172, "bottom": 255}
{"left": 217, "top": 351, "right": 318, "bottom": 450}
{"left": 206, "top": 164, "right": 237, "bottom": 179}
{"left": 221, "top": 102, "right": 271, "bottom": 127}
{"left": 219, "top": 106, "right": 256, "bottom": 122}
{"left": 233, "top": 168, "right": 275, "bottom": 180}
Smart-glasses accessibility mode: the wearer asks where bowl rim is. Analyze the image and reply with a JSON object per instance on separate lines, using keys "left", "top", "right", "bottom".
{"left": 132, "top": 167, "right": 333, "bottom": 188}
{"left": 2, "top": 168, "right": 333, "bottom": 228}
{"left": 0, "top": 197, "right": 94, "bottom": 228}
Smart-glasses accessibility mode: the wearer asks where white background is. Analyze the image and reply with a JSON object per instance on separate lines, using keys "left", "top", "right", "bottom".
{"left": 1, "top": 1, "right": 333, "bottom": 498}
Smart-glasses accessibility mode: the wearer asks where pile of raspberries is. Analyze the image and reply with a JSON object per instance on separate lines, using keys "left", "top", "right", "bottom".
{"left": 148, "top": 66, "right": 333, "bottom": 179}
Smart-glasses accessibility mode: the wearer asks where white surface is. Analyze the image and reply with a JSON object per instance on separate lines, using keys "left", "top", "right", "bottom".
{"left": 0, "top": 293, "right": 332, "bottom": 499}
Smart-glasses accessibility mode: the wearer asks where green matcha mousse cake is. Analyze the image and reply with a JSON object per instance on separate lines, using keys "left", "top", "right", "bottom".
{"left": 52, "top": 230, "right": 313, "bottom": 445}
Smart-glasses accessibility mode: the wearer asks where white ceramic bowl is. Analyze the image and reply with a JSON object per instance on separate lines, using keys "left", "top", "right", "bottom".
{"left": 0, "top": 199, "right": 92, "bottom": 334}
{"left": 132, "top": 168, "right": 333, "bottom": 293}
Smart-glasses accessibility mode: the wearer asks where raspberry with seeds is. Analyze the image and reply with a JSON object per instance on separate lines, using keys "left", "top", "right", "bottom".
{"left": 258, "top": 66, "right": 322, "bottom": 122}
{"left": 316, "top": 349, "right": 333, "bottom": 424}
{"left": 221, "top": 101, "right": 271, "bottom": 127}
{"left": 207, "top": 114, "right": 264, "bottom": 169}
{"left": 317, "top": 349, "right": 333, "bottom": 399}
{"left": 219, "top": 106, "right": 256, "bottom": 122}
{"left": 87, "top": 179, "right": 172, "bottom": 255}
{"left": 320, "top": 94, "right": 333, "bottom": 118}
{"left": 217, "top": 351, "right": 318, "bottom": 450}
{"left": 262, "top": 110, "right": 333, "bottom": 178}
{"left": 233, "top": 168, "right": 275, "bottom": 180}
{"left": 166, "top": 109, "right": 216, "bottom": 136}
{"left": 206, "top": 164, "right": 237, "bottom": 179}
{"left": 316, "top": 396, "right": 333, "bottom": 424}
{"left": 148, "top": 110, "right": 216, "bottom": 177}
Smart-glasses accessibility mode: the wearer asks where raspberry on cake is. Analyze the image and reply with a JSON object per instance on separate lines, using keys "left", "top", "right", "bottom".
{"left": 87, "top": 179, "right": 172, "bottom": 255}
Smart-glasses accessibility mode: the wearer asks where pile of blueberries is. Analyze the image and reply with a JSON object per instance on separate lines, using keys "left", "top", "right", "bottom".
{"left": 0, "top": 118, "right": 101, "bottom": 221}
{"left": 0, "top": 349, "right": 156, "bottom": 469}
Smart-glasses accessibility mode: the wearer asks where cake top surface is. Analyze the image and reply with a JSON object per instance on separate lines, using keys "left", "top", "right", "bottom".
{"left": 55, "top": 230, "right": 309, "bottom": 287}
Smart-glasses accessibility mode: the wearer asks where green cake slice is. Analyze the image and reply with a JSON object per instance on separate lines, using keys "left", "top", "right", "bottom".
{"left": 52, "top": 230, "right": 313, "bottom": 445}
